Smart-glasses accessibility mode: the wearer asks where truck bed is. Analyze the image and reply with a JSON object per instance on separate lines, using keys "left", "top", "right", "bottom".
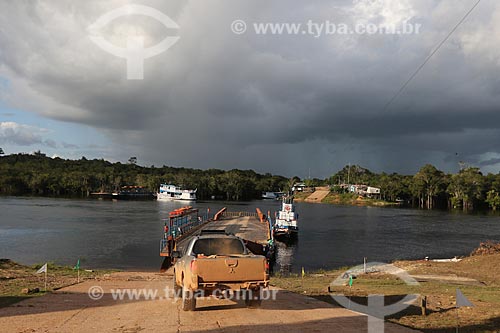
{"left": 194, "top": 255, "right": 267, "bottom": 283}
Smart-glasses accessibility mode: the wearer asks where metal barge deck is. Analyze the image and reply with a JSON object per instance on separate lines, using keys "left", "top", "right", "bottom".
{"left": 159, "top": 207, "right": 274, "bottom": 271}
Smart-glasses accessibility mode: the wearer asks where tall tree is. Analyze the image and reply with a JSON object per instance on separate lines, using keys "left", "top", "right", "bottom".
{"left": 485, "top": 190, "right": 500, "bottom": 211}
{"left": 447, "top": 167, "right": 484, "bottom": 210}
{"left": 331, "top": 165, "right": 373, "bottom": 185}
{"left": 413, "top": 164, "right": 445, "bottom": 209}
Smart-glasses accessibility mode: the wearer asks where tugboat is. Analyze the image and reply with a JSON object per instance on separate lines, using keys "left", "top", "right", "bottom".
{"left": 273, "top": 195, "right": 298, "bottom": 241}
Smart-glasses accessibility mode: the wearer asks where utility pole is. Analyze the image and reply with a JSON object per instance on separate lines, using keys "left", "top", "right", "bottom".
{"left": 347, "top": 163, "right": 351, "bottom": 185}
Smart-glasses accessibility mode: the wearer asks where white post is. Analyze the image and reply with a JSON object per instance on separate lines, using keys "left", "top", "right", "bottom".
{"left": 364, "top": 257, "right": 367, "bottom": 274}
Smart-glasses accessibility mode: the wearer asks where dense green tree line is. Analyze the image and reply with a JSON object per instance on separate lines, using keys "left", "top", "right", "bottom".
{"left": 328, "top": 164, "right": 500, "bottom": 211}
{"left": 0, "top": 152, "right": 290, "bottom": 200}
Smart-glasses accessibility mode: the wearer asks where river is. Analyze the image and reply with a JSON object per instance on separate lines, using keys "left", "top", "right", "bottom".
{"left": 1, "top": 197, "right": 499, "bottom": 273}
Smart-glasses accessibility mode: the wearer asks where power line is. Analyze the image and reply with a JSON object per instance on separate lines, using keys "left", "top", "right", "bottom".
{"left": 383, "top": 0, "right": 482, "bottom": 112}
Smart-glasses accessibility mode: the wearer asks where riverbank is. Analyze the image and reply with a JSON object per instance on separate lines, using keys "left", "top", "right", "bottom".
{"left": 271, "top": 243, "right": 500, "bottom": 333}
{"left": 322, "top": 192, "right": 400, "bottom": 206}
{"left": 295, "top": 190, "right": 400, "bottom": 207}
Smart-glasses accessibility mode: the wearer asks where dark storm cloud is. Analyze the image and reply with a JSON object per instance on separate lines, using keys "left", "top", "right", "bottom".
{"left": 1, "top": 0, "right": 500, "bottom": 176}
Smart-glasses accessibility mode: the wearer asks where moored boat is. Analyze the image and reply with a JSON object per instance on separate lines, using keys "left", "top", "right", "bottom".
{"left": 111, "top": 186, "right": 155, "bottom": 200}
{"left": 273, "top": 195, "right": 298, "bottom": 241}
{"left": 262, "top": 191, "right": 285, "bottom": 200}
{"left": 157, "top": 184, "right": 197, "bottom": 201}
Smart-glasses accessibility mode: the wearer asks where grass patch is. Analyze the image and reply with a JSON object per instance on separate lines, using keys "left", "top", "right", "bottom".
{"left": 0, "top": 259, "right": 116, "bottom": 308}
{"left": 292, "top": 192, "right": 312, "bottom": 201}
{"left": 322, "top": 192, "right": 399, "bottom": 206}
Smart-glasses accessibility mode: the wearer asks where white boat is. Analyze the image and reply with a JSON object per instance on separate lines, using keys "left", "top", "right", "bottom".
{"left": 262, "top": 191, "right": 285, "bottom": 200}
{"left": 157, "top": 184, "right": 197, "bottom": 201}
{"left": 273, "top": 196, "right": 298, "bottom": 240}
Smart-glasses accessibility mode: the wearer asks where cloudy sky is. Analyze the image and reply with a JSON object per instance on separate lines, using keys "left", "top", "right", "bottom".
{"left": 1, "top": 0, "right": 499, "bottom": 178}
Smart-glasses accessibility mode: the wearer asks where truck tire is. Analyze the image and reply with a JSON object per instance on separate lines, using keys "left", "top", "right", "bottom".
{"left": 181, "top": 285, "right": 196, "bottom": 311}
{"left": 244, "top": 289, "right": 262, "bottom": 308}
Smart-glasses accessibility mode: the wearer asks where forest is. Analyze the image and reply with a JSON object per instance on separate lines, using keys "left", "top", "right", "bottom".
{"left": 328, "top": 164, "right": 500, "bottom": 211}
{"left": 0, "top": 152, "right": 290, "bottom": 201}
{"left": 1, "top": 151, "right": 500, "bottom": 210}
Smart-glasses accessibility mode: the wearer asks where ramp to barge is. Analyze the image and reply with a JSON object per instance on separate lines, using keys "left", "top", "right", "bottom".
{"left": 175, "top": 214, "right": 270, "bottom": 252}
{"left": 160, "top": 208, "right": 272, "bottom": 270}
{"left": 204, "top": 215, "right": 270, "bottom": 243}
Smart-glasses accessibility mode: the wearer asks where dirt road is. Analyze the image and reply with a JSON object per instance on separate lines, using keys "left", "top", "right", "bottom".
{"left": 304, "top": 186, "right": 330, "bottom": 203}
{"left": 0, "top": 271, "right": 419, "bottom": 332}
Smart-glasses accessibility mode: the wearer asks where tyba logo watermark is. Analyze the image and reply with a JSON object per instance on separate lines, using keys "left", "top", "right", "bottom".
{"left": 329, "top": 262, "right": 420, "bottom": 333}
{"left": 88, "top": 5, "right": 180, "bottom": 80}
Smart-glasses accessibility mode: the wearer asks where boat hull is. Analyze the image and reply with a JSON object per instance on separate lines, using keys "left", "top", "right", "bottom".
{"left": 273, "top": 229, "right": 298, "bottom": 243}
{"left": 111, "top": 193, "right": 156, "bottom": 200}
{"left": 157, "top": 196, "right": 196, "bottom": 201}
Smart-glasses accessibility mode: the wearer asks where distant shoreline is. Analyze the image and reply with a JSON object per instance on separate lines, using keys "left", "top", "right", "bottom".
{"left": 294, "top": 191, "right": 401, "bottom": 207}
